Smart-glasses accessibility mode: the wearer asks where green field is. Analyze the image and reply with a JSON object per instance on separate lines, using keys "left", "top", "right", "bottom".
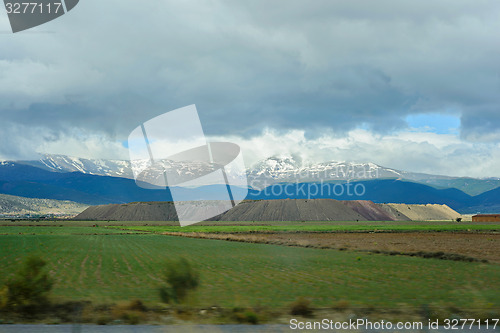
{"left": 109, "top": 223, "right": 500, "bottom": 234}
{"left": 0, "top": 225, "right": 499, "bottom": 311}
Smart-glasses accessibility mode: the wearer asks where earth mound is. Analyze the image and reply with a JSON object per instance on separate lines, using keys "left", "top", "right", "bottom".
{"left": 382, "top": 203, "right": 461, "bottom": 221}
{"left": 76, "top": 199, "right": 462, "bottom": 222}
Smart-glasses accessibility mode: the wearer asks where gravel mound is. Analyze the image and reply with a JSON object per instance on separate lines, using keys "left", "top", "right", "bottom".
{"left": 76, "top": 200, "right": 462, "bottom": 222}
{"left": 75, "top": 201, "right": 178, "bottom": 221}
{"left": 341, "top": 200, "right": 398, "bottom": 221}
{"left": 383, "top": 203, "right": 461, "bottom": 221}
{"left": 212, "top": 199, "right": 367, "bottom": 221}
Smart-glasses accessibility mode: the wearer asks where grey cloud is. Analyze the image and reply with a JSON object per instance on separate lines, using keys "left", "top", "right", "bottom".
{"left": 0, "top": 0, "right": 499, "bottom": 159}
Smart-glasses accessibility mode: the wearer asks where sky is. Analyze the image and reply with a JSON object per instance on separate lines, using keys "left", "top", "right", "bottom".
{"left": 0, "top": 0, "right": 499, "bottom": 177}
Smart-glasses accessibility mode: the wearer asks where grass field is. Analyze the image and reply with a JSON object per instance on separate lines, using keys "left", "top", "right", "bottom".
{"left": 109, "top": 222, "right": 500, "bottom": 234}
{"left": 0, "top": 225, "right": 499, "bottom": 313}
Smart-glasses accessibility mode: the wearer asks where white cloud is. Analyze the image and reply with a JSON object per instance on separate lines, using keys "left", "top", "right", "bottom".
{"left": 1, "top": 122, "right": 498, "bottom": 178}
{"left": 212, "top": 128, "right": 500, "bottom": 178}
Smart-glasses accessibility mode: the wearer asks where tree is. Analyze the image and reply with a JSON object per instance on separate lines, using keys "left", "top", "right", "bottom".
{"left": 159, "top": 258, "right": 199, "bottom": 304}
{"left": 3, "top": 256, "right": 54, "bottom": 313}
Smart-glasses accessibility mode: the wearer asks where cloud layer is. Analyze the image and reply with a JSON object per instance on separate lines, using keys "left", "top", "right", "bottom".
{"left": 0, "top": 1, "right": 499, "bottom": 176}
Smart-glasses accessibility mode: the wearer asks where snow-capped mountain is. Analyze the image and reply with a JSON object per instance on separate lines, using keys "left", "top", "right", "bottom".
{"left": 12, "top": 154, "right": 500, "bottom": 195}
{"left": 21, "top": 154, "right": 134, "bottom": 178}
{"left": 21, "top": 154, "right": 408, "bottom": 184}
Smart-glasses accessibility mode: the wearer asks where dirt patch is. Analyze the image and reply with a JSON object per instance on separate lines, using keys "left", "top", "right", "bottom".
{"left": 164, "top": 232, "right": 500, "bottom": 264}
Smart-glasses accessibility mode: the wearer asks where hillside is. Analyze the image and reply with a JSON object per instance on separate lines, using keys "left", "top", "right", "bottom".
{"left": 0, "top": 194, "right": 88, "bottom": 216}
{"left": 75, "top": 202, "right": 178, "bottom": 221}
{"left": 380, "top": 203, "right": 462, "bottom": 221}
{"left": 212, "top": 199, "right": 367, "bottom": 221}
{"left": 75, "top": 199, "right": 462, "bottom": 222}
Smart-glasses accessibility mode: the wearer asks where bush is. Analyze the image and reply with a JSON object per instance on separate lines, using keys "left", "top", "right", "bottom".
{"left": 3, "top": 256, "right": 54, "bottom": 313}
{"left": 232, "top": 307, "right": 259, "bottom": 324}
{"left": 289, "top": 297, "right": 313, "bottom": 317}
{"left": 159, "top": 258, "right": 199, "bottom": 304}
{"left": 111, "top": 300, "right": 147, "bottom": 324}
{"left": 332, "top": 299, "right": 350, "bottom": 311}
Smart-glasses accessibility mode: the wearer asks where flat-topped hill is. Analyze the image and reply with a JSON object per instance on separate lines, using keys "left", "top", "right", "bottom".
{"left": 75, "top": 199, "right": 462, "bottom": 222}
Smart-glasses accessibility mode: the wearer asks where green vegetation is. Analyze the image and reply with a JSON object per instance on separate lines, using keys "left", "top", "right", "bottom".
{"left": 0, "top": 226, "right": 498, "bottom": 311}
{"left": 111, "top": 223, "right": 500, "bottom": 234}
{"left": 0, "top": 226, "right": 146, "bottom": 235}
{"left": 1, "top": 256, "right": 54, "bottom": 313}
{"left": 159, "top": 258, "right": 200, "bottom": 304}
{"left": 289, "top": 297, "right": 313, "bottom": 317}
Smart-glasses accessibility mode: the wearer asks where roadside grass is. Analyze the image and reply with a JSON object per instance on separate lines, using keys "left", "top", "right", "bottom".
{"left": 0, "top": 232, "right": 498, "bottom": 312}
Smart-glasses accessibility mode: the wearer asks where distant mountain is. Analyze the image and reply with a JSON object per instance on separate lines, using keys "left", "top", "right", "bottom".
{"left": 13, "top": 154, "right": 500, "bottom": 195}
{"left": 1, "top": 154, "right": 499, "bottom": 213}
{"left": 0, "top": 162, "right": 171, "bottom": 205}
{"left": 248, "top": 156, "right": 500, "bottom": 195}
{"left": 464, "top": 186, "right": 500, "bottom": 214}
{"left": 20, "top": 154, "right": 133, "bottom": 178}
{"left": 247, "top": 179, "right": 473, "bottom": 211}
{"left": 0, "top": 162, "right": 247, "bottom": 205}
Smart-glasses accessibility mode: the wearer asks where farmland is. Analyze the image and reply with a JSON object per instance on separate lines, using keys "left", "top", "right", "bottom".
{"left": 0, "top": 224, "right": 499, "bottom": 315}
{"left": 110, "top": 222, "right": 500, "bottom": 234}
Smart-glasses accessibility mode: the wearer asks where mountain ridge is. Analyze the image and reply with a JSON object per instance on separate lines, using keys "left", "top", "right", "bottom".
{"left": 11, "top": 154, "right": 500, "bottom": 196}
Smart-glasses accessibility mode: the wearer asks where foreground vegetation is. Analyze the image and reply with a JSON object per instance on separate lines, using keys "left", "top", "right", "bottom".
{"left": 0, "top": 224, "right": 498, "bottom": 323}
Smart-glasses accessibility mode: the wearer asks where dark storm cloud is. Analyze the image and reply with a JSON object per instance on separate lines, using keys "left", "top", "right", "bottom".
{"left": 0, "top": 0, "right": 499, "bottom": 158}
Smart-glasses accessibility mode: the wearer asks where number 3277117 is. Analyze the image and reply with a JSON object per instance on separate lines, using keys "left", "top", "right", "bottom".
{"left": 5, "top": 2, "right": 63, "bottom": 14}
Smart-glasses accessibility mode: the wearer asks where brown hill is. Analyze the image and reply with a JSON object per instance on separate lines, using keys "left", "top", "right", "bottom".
{"left": 377, "top": 204, "right": 412, "bottom": 221}
{"left": 75, "top": 199, "right": 462, "bottom": 222}
{"left": 341, "top": 200, "right": 398, "bottom": 221}
{"left": 382, "top": 203, "right": 461, "bottom": 221}
{"left": 211, "top": 199, "right": 367, "bottom": 221}
{"left": 75, "top": 202, "right": 178, "bottom": 221}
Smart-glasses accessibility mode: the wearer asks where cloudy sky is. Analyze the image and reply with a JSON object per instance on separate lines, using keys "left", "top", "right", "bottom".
{"left": 1, "top": 0, "right": 499, "bottom": 177}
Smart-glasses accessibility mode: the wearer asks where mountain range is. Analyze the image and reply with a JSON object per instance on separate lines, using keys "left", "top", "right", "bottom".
{"left": 17, "top": 154, "right": 500, "bottom": 196}
{"left": 0, "top": 154, "right": 498, "bottom": 214}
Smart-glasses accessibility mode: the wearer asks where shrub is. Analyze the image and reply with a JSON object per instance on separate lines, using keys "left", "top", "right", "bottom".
{"left": 159, "top": 258, "right": 199, "bottom": 304}
{"left": 111, "top": 300, "right": 147, "bottom": 324}
{"left": 332, "top": 299, "right": 350, "bottom": 311}
{"left": 3, "top": 256, "right": 54, "bottom": 313}
{"left": 289, "top": 297, "right": 313, "bottom": 317}
{"left": 0, "top": 286, "right": 9, "bottom": 310}
{"left": 244, "top": 311, "right": 259, "bottom": 324}
{"left": 232, "top": 307, "right": 259, "bottom": 324}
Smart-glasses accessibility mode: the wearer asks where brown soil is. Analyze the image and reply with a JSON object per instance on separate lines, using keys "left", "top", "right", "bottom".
{"left": 164, "top": 231, "right": 500, "bottom": 264}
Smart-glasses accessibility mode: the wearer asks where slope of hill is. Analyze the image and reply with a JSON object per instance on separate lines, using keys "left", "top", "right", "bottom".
{"left": 381, "top": 204, "right": 462, "bottom": 221}
{"left": 341, "top": 200, "right": 398, "bottom": 221}
{"left": 75, "top": 202, "right": 178, "bottom": 221}
{"left": 0, "top": 194, "right": 88, "bottom": 216}
{"left": 463, "top": 186, "right": 500, "bottom": 213}
{"left": 212, "top": 199, "right": 367, "bottom": 221}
